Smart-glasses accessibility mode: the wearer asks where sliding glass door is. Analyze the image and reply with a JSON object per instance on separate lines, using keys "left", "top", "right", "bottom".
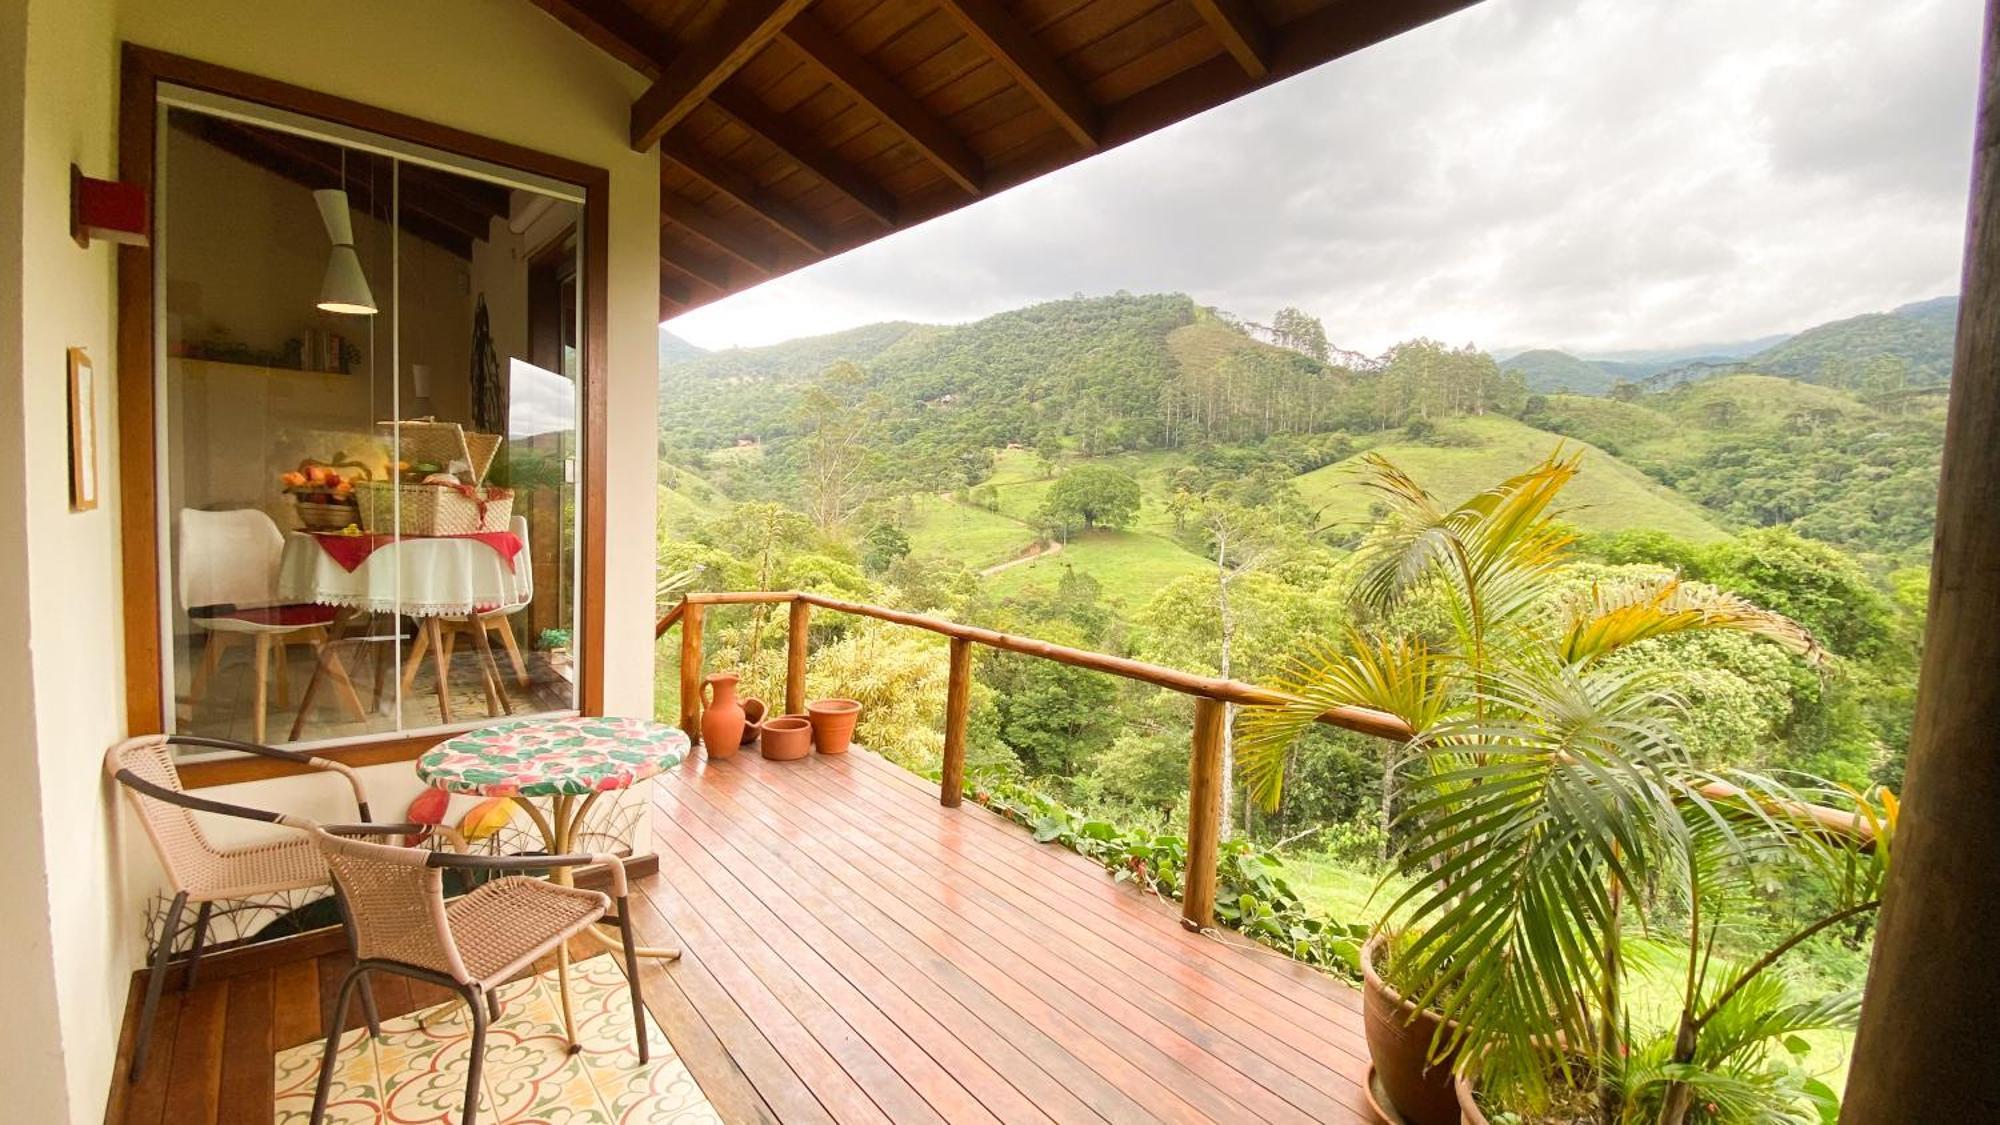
{"left": 156, "top": 87, "right": 584, "bottom": 747}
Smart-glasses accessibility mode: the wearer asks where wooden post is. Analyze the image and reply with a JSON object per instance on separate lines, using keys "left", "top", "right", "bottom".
{"left": 679, "top": 602, "right": 704, "bottom": 743}
{"left": 940, "top": 637, "right": 972, "bottom": 807}
{"left": 1846, "top": 6, "right": 2000, "bottom": 1115}
{"left": 1183, "top": 696, "right": 1226, "bottom": 931}
{"left": 786, "top": 598, "right": 810, "bottom": 716}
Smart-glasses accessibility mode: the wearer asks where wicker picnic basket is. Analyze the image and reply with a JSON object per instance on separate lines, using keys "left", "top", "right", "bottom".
{"left": 355, "top": 419, "right": 512, "bottom": 535}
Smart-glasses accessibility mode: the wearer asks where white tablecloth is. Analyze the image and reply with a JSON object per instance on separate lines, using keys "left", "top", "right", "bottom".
{"left": 277, "top": 533, "right": 526, "bottom": 616}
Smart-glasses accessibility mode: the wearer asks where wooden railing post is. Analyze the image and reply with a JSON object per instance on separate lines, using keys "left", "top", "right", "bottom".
{"left": 1183, "top": 696, "right": 1225, "bottom": 931}
{"left": 940, "top": 637, "right": 972, "bottom": 807}
{"left": 679, "top": 602, "right": 704, "bottom": 743}
{"left": 786, "top": 598, "right": 810, "bottom": 716}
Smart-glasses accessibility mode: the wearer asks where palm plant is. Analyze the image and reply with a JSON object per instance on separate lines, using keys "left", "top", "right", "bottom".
{"left": 1240, "top": 451, "right": 1888, "bottom": 1123}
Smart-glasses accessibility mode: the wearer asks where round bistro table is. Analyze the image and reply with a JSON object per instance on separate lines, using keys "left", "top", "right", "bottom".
{"left": 416, "top": 715, "right": 688, "bottom": 1047}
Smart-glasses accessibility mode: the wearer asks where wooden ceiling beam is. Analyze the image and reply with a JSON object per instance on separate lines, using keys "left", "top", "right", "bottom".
{"left": 661, "top": 135, "right": 833, "bottom": 255}
{"left": 658, "top": 264, "right": 693, "bottom": 307}
{"left": 528, "top": 0, "right": 667, "bottom": 77}
{"left": 660, "top": 244, "right": 731, "bottom": 293}
{"left": 1187, "top": 0, "right": 1270, "bottom": 78}
{"left": 934, "top": 0, "right": 1098, "bottom": 150}
{"left": 630, "top": 0, "right": 816, "bottom": 152}
{"left": 708, "top": 88, "right": 898, "bottom": 227}
{"left": 659, "top": 201, "right": 781, "bottom": 278}
{"left": 780, "top": 13, "right": 985, "bottom": 196}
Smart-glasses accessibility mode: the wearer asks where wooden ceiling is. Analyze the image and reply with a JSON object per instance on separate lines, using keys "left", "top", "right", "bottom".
{"left": 527, "top": 0, "right": 1480, "bottom": 319}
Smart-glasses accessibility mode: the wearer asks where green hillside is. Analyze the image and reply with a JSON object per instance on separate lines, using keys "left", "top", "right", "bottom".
{"left": 983, "top": 528, "right": 1210, "bottom": 607}
{"left": 1746, "top": 309, "right": 1954, "bottom": 387}
{"left": 1501, "top": 348, "right": 1620, "bottom": 395}
{"left": 902, "top": 494, "right": 1037, "bottom": 568}
{"left": 1296, "top": 415, "right": 1728, "bottom": 541}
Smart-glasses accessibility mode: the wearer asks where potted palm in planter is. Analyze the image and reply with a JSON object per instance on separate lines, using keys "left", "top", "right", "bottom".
{"left": 1244, "top": 452, "right": 1883, "bottom": 1124}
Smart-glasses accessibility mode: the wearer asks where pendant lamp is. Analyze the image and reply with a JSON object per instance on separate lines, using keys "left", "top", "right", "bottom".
{"left": 314, "top": 185, "right": 377, "bottom": 315}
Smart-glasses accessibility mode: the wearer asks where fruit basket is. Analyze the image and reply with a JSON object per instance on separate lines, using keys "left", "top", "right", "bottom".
{"left": 280, "top": 458, "right": 368, "bottom": 532}
{"left": 355, "top": 419, "right": 512, "bottom": 535}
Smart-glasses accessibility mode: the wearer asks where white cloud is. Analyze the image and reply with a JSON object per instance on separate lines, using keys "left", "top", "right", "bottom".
{"left": 666, "top": 0, "right": 1982, "bottom": 356}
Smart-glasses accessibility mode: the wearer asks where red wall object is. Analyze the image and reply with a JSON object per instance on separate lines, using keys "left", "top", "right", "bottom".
{"left": 71, "top": 165, "right": 149, "bottom": 248}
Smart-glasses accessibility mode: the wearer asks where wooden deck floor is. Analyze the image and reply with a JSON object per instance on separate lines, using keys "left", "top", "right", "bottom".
{"left": 110, "top": 747, "right": 1375, "bottom": 1123}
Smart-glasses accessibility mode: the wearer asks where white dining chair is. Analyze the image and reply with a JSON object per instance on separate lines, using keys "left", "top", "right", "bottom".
{"left": 178, "top": 508, "right": 361, "bottom": 742}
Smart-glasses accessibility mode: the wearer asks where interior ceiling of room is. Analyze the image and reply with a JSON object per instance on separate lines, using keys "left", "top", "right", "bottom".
{"left": 526, "top": 0, "right": 1480, "bottom": 319}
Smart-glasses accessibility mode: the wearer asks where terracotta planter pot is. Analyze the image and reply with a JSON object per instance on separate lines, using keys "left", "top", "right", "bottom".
{"left": 807, "top": 698, "right": 862, "bottom": 755}
{"left": 1362, "top": 935, "right": 1462, "bottom": 1125}
{"left": 740, "top": 697, "right": 768, "bottom": 746}
{"left": 760, "top": 715, "right": 813, "bottom": 761}
{"left": 700, "top": 673, "right": 747, "bottom": 760}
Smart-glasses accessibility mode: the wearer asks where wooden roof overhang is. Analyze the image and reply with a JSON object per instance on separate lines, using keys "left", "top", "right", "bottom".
{"left": 526, "top": 0, "right": 1482, "bottom": 319}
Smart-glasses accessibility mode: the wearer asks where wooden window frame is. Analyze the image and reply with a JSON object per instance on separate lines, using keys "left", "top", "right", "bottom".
{"left": 117, "top": 46, "right": 611, "bottom": 787}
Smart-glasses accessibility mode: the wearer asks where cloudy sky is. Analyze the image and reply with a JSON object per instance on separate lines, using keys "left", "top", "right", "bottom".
{"left": 666, "top": 0, "right": 1983, "bottom": 357}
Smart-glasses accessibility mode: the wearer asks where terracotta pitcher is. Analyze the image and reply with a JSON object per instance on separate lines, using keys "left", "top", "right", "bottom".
{"left": 699, "top": 672, "right": 748, "bottom": 759}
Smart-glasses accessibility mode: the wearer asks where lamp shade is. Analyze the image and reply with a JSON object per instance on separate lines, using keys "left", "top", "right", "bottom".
{"left": 312, "top": 188, "right": 377, "bottom": 315}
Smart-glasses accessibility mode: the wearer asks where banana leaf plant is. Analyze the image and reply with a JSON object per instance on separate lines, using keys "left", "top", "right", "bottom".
{"left": 1241, "top": 451, "right": 1892, "bottom": 1123}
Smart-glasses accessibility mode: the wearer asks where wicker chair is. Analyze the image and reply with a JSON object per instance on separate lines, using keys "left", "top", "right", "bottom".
{"left": 105, "top": 734, "right": 385, "bottom": 1080}
{"left": 307, "top": 825, "right": 648, "bottom": 1125}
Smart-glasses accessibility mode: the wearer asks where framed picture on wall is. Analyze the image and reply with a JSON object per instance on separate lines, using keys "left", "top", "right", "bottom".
{"left": 68, "top": 346, "right": 97, "bottom": 512}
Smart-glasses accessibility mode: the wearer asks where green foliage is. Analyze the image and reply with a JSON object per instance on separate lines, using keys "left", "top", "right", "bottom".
{"left": 860, "top": 523, "right": 912, "bottom": 574}
{"left": 1038, "top": 464, "right": 1142, "bottom": 533}
{"left": 972, "top": 783, "right": 1370, "bottom": 973}
{"left": 1746, "top": 305, "right": 1954, "bottom": 387}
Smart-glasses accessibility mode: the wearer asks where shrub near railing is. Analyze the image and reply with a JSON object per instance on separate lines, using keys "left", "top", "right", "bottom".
{"left": 970, "top": 780, "right": 1370, "bottom": 975}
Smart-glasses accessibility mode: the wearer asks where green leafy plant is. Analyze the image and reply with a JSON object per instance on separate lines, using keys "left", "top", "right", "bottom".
{"left": 971, "top": 781, "right": 1369, "bottom": 973}
{"left": 1240, "top": 451, "right": 1884, "bottom": 1122}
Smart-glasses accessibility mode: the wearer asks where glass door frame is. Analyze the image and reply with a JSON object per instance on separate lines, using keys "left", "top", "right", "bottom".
{"left": 116, "top": 45, "right": 612, "bottom": 784}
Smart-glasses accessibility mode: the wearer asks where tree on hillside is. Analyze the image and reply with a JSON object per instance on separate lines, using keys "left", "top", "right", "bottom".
{"left": 1037, "top": 465, "right": 1141, "bottom": 537}
{"left": 795, "top": 362, "right": 875, "bottom": 530}
{"left": 1272, "top": 307, "right": 1330, "bottom": 362}
{"left": 860, "top": 524, "right": 911, "bottom": 574}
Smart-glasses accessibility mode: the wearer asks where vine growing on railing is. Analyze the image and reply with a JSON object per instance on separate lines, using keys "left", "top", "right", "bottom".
{"left": 968, "top": 779, "right": 1370, "bottom": 976}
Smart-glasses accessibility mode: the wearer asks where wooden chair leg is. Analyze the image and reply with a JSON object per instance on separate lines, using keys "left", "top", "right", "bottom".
{"left": 189, "top": 631, "right": 228, "bottom": 706}
{"left": 466, "top": 617, "right": 510, "bottom": 716}
{"left": 401, "top": 622, "right": 432, "bottom": 698}
{"left": 494, "top": 616, "right": 530, "bottom": 689}
{"left": 181, "top": 901, "right": 213, "bottom": 993}
{"left": 130, "top": 891, "right": 187, "bottom": 1081}
{"left": 310, "top": 965, "right": 364, "bottom": 1125}
{"left": 251, "top": 634, "right": 272, "bottom": 744}
{"left": 273, "top": 636, "right": 292, "bottom": 707}
{"left": 426, "top": 619, "right": 453, "bottom": 724}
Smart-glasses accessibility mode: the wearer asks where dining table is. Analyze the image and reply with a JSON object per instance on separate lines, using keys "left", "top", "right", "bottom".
{"left": 278, "top": 529, "right": 527, "bottom": 732}
{"left": 416, "top": 715, "right": 690, "bottom": 1048}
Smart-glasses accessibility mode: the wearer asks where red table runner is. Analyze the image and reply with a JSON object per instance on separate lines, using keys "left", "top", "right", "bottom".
{"left": 310, "top": 531, "right": 523, "bottom": 573}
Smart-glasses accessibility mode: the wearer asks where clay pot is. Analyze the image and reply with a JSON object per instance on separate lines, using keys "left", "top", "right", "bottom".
{"left": 740, "top": 697, "right": 768, "bottom": 746}
{"left": 760, "top": 715, "right": 813, "bottom": 761}
{"left": 806, "top": 698, "right": 862, "bottom": 755}
{"left": 699, "top": 672, "right": 748, "bottom": 759}
{"left": 1362, "top": 934, "right": 1462, "bottom": 1125}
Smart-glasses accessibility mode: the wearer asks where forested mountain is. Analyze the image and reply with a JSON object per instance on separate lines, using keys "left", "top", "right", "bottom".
{"left": 1743, "top": 298, "right": 1956, "bottom": 388}
{"left": 657, "top": 330, "right": 706, "bottom": 367}
{"left": 1498, "top": 348, "right": 1620, "bottom": 394}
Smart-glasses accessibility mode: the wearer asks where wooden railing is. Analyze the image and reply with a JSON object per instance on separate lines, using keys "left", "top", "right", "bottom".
{"left": 655, "top": 590, "right": 1413, "bottom": 932}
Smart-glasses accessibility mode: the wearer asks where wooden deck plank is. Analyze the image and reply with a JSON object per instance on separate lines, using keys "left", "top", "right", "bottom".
{"left": 159, "top": 978, "right": 227, "bottom": 1125}
{"left": 652, "top": 796, "right": 1064, "bottom": 1124}
{"left": 764, "top": 756, "right": 1370, "bottom": 1112}
{"left": 667, "top": 761, "right": 1246, "bottom": 1122}
{"left": 215, "top": 970, "right": 274, "bottom": 1125}
{"left": 656, "top": 774, "right": 1154, "bottom": 1123}
{"left": 803, "top": 751, "right": 1373, "bottom": 1066}
{"left": 678, "top": 754, "right": 1359, "bottom": 1122}
{"left": 269, "top": 958, "right": 321, "bottom": 1051}
{"left": 111, "top": 746, "right": 1375, "bottom": 1124}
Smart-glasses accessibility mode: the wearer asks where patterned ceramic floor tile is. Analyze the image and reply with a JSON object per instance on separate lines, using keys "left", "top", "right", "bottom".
{"left": 275, "top": 957, "right": 716, "bottom": 1124}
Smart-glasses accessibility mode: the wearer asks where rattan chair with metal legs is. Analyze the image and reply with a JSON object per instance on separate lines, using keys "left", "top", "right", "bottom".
{"left": 106, "top": 734, "right": 389, "bottom": 1082}
{"left": 307, "top": 824, "right": 649, "bottom": 1125}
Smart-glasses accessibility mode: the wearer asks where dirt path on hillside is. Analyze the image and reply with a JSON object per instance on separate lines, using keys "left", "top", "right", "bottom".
{"left": 981, "top": 538, "right": 1061, "bottom": 576}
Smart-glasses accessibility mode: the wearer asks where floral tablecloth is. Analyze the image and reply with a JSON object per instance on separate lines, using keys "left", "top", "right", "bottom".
{"left": 417, "top": 716, "right": 689, "bottom": 797}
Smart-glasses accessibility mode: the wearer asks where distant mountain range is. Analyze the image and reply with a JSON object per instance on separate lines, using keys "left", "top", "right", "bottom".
{"left": 1496, "top": 297, "right": 1958, "bottom": 395}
